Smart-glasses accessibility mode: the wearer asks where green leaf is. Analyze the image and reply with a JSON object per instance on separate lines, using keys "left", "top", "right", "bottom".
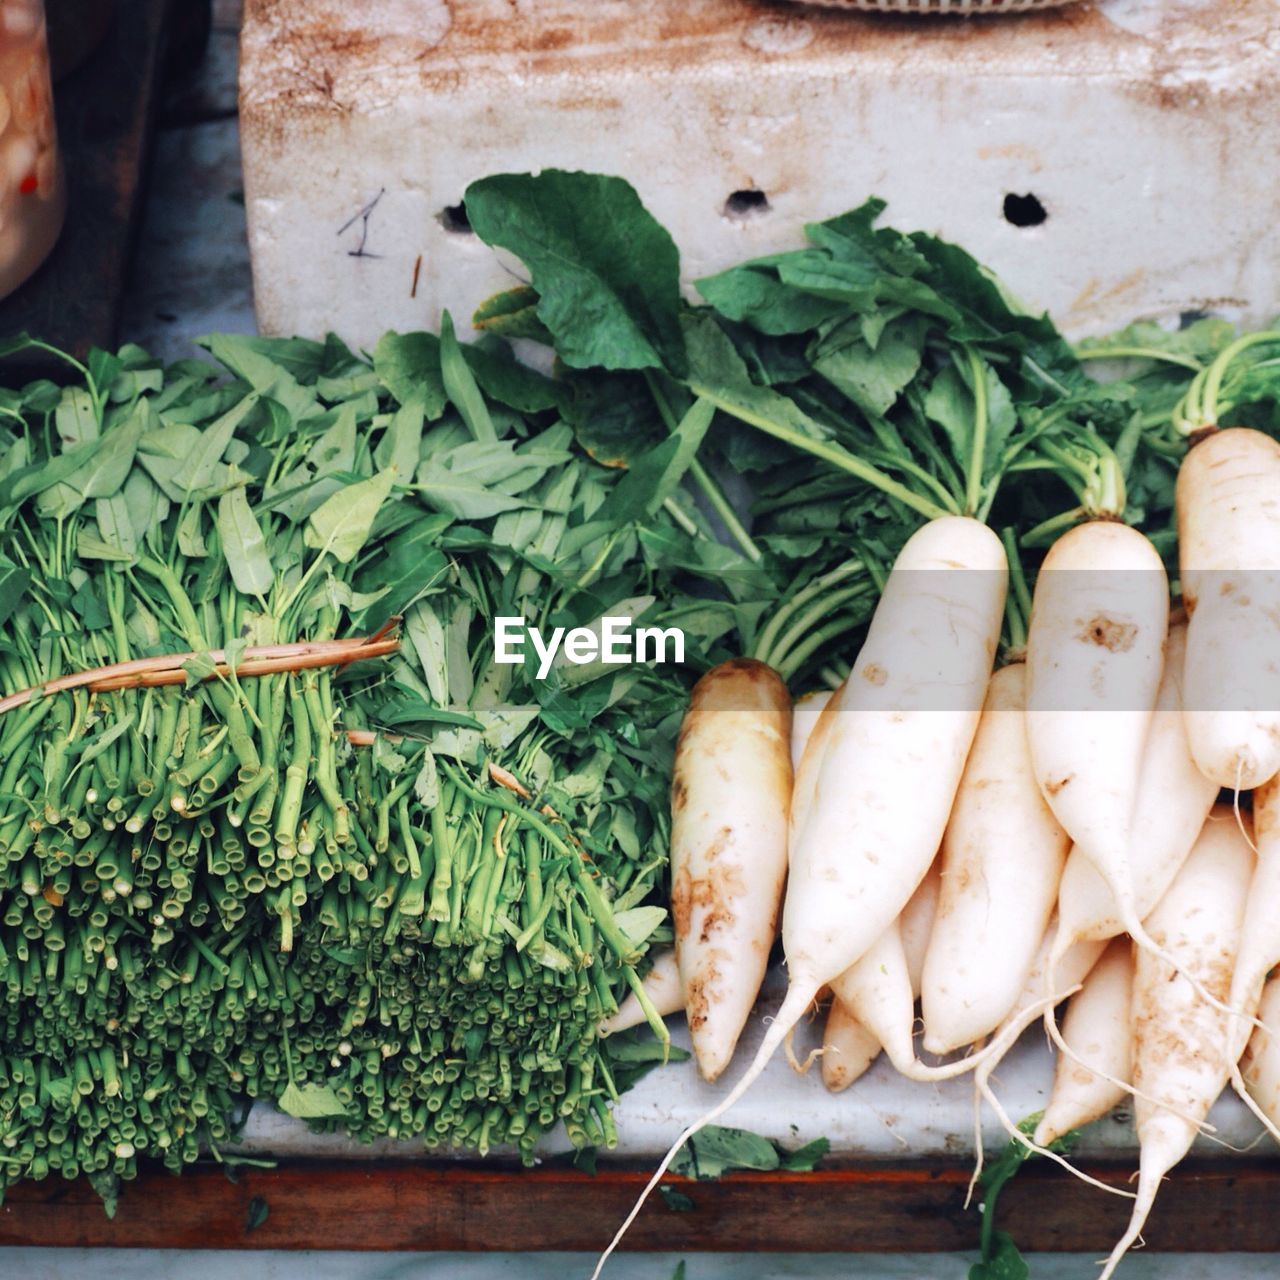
{"left": 969, "top": 1231, "right": 1029, "bottom": 1280}
{"left": 373, "top": 331, "right": 448, "bottom": 417}
{"left": 440, "top": 311, "right": 496, "bottom": 442}
{"left": 777, "top": 1136, "right": 830, "bottom": 1172}
{"left": 171, "top": 393, "right": 258, "bottom": 495}
{"left": 659, "top": 1187, "right": 696, "bottom": 1213}
{"left": 69, "top": 578, "right": 111, "bottom": 629}
{"left": 244, "top": 1196, "right": 269, "bottom": 1235}
{"left": 0, "top": 558, "right": 31, "bottom": 627}
{"left": 352, "top": 518, "right": 450, "bottom": 630}
{"left": 124, "top": 471, "right": 169, "bottom": 547}
{"left": 95, "top": 492, "right": 138, "bottom": 557}
{"left": 177, "top": 504, "right": 207, "bottom": 557}
{"left": 413, "top": 751, "right": 440, "bottom": 808}
{"left": 276, "top": 1081, "right": 347, "bottom": 1119}
{"left": 374, "top": 395, "right": 425, "bottom": 479}
{"left": 200, "top": 333, "right": 319, "bottom": 423}
{"left": 672, "top": 1125, "right": 780, "bottom": 1181}
{"left": 811, "top": 316, "right": 925, "bottom": 418}
{"left": 182, "top": 653, "right": 218, "bottom": 688}
{"left": 612, "top": 906, "right": 666, "bottom": 950}
{"left": 562, "top": 368, "right": 666, "bottom": 468}
{"left": 608, "top": 396, "right": 715, "bottom": 525}
{"left": 463, "top": 337, "right": 563, "bottom": 413}
{"left": 37, "top": 411, "right": 143, "bottom": 516}
{"left": 472, "top": 285, "right": 554, "bottom": 343}
{"left": 697, "top": 262, "right": 845, "bottom": 335}
{"left": 217, "top": 490, "right": 274, "bottom": 595}
{"left": 404, "top": 601, "right": 449, "bottom": 705}
{"left": 464, "top": 170, "right": 685, "bottom": 373}
{"left": 376, "top": 697, "right": 485, "bottom": 732}
{"left": 88, "top": 1171, "right": 121, "bottom": 1221}
{"left": 304, "top": 468, "right": 397, "bottom": 564}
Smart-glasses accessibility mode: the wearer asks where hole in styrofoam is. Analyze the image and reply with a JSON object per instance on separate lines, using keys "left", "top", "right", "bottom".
{"left": 439, "top": 203, "right": 474, "bottom": 235}
{"left": 723, "top": 189, "right": 771, "bottom": 220}
{"left": 1003, "top": 193, "right": 1048, "bottom": 228}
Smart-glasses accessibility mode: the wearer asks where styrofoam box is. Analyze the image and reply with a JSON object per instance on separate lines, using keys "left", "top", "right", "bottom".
{"left": 240, "top": 0, "right": 1280, "bottom": 348}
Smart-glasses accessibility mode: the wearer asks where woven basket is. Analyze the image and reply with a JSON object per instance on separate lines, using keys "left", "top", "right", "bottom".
{"left": 794, "top": 0, "right": 1080, "bottom": 12}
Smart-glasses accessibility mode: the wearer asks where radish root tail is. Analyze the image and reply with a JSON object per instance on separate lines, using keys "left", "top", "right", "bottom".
{"left": 1098, "top": 1166, "right": 1160, "bottom": 1280}
{"left": 971, "top": 989, "right": 1137, "bottom": 1201}
{"left": 590, "top": 983, "right": 817, "bottom": 1280}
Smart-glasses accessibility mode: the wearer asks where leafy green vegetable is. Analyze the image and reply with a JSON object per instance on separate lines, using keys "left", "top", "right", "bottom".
{"left": 244, "top": 1195, "right": 270, "bottom": 1234}
{"left": 968, "top": 1113, "right": 1079, "bottom": 1280}
{"left": 464, "top": 170, "right": 685, "bottom": 373}
{"left": 218, "top": 489, "right": 274, "bottom": 595}
{"left": 277, "top": 1082, "right": 347, "bottom": 1120}
{"left": 659, "top": 1186, "right": 696, "bottom": 1213}
{"left": 670, "top": 1124, "right": 829, "bottom": 1180}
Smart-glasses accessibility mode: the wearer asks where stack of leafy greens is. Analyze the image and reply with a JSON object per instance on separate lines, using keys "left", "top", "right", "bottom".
{"left": 0, "top": 320, "right": 735, "bottom": 1195}
{"left": 0, "top": 168, "right": 1278, "bottom": 1208}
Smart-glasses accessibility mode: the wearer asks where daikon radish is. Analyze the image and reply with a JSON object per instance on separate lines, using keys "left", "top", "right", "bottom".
{"left": 1177, "top": 427, "right": 1280, "bottom": 789}
{"left": 901, "top": 858, "right": 941, "bottom": 990}
{"left": 1222, "top": 781, "right": 1280, "bottom": 1141}
{"left": 823, "top": 858, "right": 940, "bottom": 1085}
{"left": 1100, "top": 810, "right": 1256, "bottom": 1279}
{"left": 1053, "top": 620, "right": 1216, "bottom": 949}
{"left": 821, "top": 1000, "right": 882, "bottom": 1092}
{"left": 791, "top": 689, "right": 833, "bottom": 771}
{"left": 1025, "top": 520, "right": 1172, "bottom": 969}
{"left": 1228, "top": 779, "right": 1280, "bottom": 1068}
{"left": 594, "top": 516, "right": 1006, "bottom": 1277}
{"left": 922, "top": 664, "right": 1069, "bottom": 1054}
{"left": 1033, "top": 937, "right": 1133, "bottom": 1147}
{"left": 1241, "top": 977, "right": 1280, "bottom": 1133}
{"left": 599, "top": 950, "right": 683, "bottom": 1037}
{"left": 670, "top": 658, "right": 792, "bottom": 1083}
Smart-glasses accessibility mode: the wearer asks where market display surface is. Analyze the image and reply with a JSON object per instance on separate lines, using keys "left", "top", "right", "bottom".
{"left": 4, "top": 170, "right": 1280, "bottom": 1275}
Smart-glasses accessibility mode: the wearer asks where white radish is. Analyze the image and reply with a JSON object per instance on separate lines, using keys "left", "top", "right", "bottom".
{"left": 599, "top": 950, "right": 683, "bottom": 1037}
{"left": 1241, "top": 976, "right": 1280, "bottom": 1133}
{"left": 670, "top": 658, "right": 792, "bottom": 1083}
{"left": 1033, "top": 936, "right": 1133, "bottom": 1147}
{"left": 818, "top": 855, "right": 938, "bottom": 1094}
{"left": 1177, "top": 427, "right": 1280, "bottom": 789}
{"left": 1223, "top": 781, "right": 1280, "bottom": 1141}
{"left": 821, "top": 999, "right": 882, "bottom": 1092}
{"left": 595, "top": 516, "right": 1006, "bottom": 1277}
{"left": 791, "top": 689, "right": 833, "bottom": 772}
{"left": 1230, "top": 781, "right": 1280, "bottom": 1059}
{"left": 921, "top": 663, "right": 1069, "bottom": 1054}
{"left": 900, "top": 857, "right": 941, "bottom": 990}
{"left": 1099, "top": 810, "right": 1256, "bottom": 1280}
{"left": 824, "top": 855, "right": 943, "bottom": 1082}
{"left": 1053, "top": 619, "right": 1216, "bottom": 950}
{"left": 1025, "top": 519, "right": 1172, "bottom": 971}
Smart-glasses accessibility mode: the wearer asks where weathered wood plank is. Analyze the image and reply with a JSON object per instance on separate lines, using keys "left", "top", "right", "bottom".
{"left": 0, "top": 1159, "right": 1275, "bottom": 1253}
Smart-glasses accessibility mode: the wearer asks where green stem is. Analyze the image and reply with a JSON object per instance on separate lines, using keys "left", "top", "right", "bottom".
{"left": 441, "top": 764, "right": 638, "bottom": 966}
{"left": 1202, "top": 330, "right": 1280, "bottom": 426}
{"left": 1000, "top": 527, "right": 1031, "bottom": 654}
{"left": 688, "top": 379, "right": 949, "bottom": 521}
{"left": 964, "top": 348, "right": 988, "bottom": 518}
{"left": 1075, "top": 345, "right": 1203, "bottom": 372}
{"left": 750, "top": 560, "right": 863, "bottom": 665}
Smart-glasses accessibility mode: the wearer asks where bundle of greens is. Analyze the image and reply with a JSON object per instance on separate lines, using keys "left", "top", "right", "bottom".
{"left": 0, "top": 321, "right": 743, "bottom": 1192}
